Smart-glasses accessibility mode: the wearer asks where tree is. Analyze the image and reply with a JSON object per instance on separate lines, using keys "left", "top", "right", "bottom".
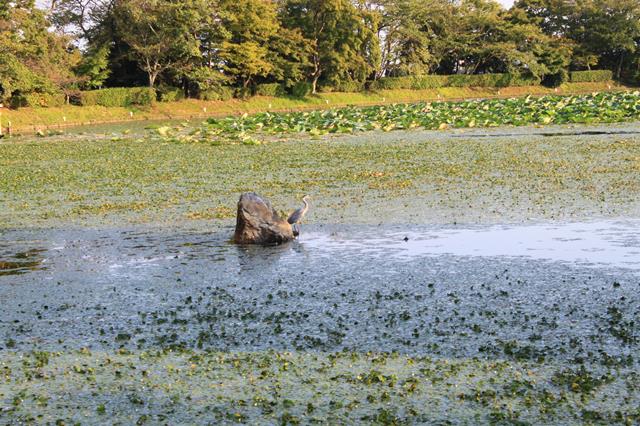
{"left": 426, "top": 0, "right": 571, "bottom": 85}
{"left": 112, "top": 0, "right": 204, "bottom": 87}
{"left": 514, "top": 0, "right": 640, "bottom": 78}
{"left": 268, "top": 26, "right": 314, "bottom": 89}
{"left": 376, "top": 0, "right": 454, "bottom": 77}
{"left": 0, "top": 0, "right": 79, "bottom": 103}
{"left": 74, "top": 44, "right": 111, "bottom": 89}
{"left": 577, "top": 0, "right": 640, "bottom": 78}
{"left": 280, "top": 0, "right": 380, "bottom": 93}
{"left": 218, "top": 0, "right": 280, "bottom": 90}
{"left": 51, "top": 0, "right": 115, "bottom": 43}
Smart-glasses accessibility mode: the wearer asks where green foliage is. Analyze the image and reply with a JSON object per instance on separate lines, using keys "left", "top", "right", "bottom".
{"left": 290, "top": 82, "right": 312, "bottom": 98}
{"left": 370, "top": 74, "right": 540, "bottom": 91}
{"left": 414, "top": 75, "right": 450, "bottom": 89}
{"left": 218, "top": 0, "right": 281, "bottom": 89}
{"left": 157, "top": 87, "right": 185, "bottom": 103}
{"left": 5, "top": 0, "right": 638, "bottom": 104}
{"left": 185, "top": 67, "right": 231, "bottom": 98}
{"left": 268, "top": 27, "right": 314, "bottom": 89}
{"left": 199, "top": 86, "right": 234, "bottom": 101}
{"left": 419, "top": 0, "right": 571, "bottom": 81}
{"left": 514, "top": 0, "right": 640, "bottom": 79}
{"left": 10, "top": 93, "right": 67, "bottom": 108}
{"left": 0, "top": 0, "right": 78, "bottom": 103}
{"left": 280, "top": 0, "right": 380, "bottom": 93}
{"left": 75, "top": 45, "right": 111, "bottom": 90}
{"left": 446, "top": 74, "right": 539, "bottom": 88}
{"left": 323, "top": 81, "right": 366, "bottom": 93}
{"left": 370, "top": 76, "right": 445, "bottom": 90}
{"left": 0, "top": 55, "right": 45, "bottom": 103}
{"left": 198, "top": 91, "right": 640, "bottom": 139}
{"left": 126, "top": 88, "right": 157, "bottom": 106}
{"left": 445, "top": 75, "right": 479, "bottom": 88}
{"left": 112, "top": 0, "right": 204, "bottom": 87}
{"left": 569, "top": 70, "right": 614, "bottom": 83}
{"left": 234, "top": 87, "right": 253, "bottom": 99}
{"left": 254, "top": 83, "right": 286, "bottom": 97}
{"left": 542, "top": 70, "right": 569, "bottom": 88}
{"left": 76, "top": 88, "right": 157, "bottom": 107}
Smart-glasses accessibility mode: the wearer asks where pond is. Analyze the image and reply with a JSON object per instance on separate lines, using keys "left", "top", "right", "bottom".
{"left": 1, "top": 122, "right": 639, "bottom": 424}
{"left": 1, "top": 220, "right": 637, "bottom": 360}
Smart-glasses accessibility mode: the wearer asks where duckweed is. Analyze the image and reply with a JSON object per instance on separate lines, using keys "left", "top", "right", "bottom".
{"left": 1, "top": 349, "right": 639, "bottom": 424}
{"left": 1, "top": 113, "right": 639, "bottom": 423}
{"left": 1, "top": 124, "right": 640, "bottom": 228}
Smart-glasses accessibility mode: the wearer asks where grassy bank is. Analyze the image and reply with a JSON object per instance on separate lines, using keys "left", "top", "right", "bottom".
{"left": 2, "top": 81, "right": 629, "bottom": 133}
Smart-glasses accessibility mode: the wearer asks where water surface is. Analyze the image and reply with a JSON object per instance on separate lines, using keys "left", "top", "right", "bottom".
{"left": 303, "top": 220, "right": 640, "bottom": 270}
{"left": 1, "top": 220, "right": 637, "bottom": 361}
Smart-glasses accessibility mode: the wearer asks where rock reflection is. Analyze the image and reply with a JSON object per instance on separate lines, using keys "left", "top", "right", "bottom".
{"left": 0, "top": 248, "right": 46, "bottom": 276}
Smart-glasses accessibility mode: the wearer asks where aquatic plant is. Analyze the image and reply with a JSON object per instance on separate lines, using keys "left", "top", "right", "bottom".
{"left": 162, "top": 91, "right": 640, "bottom": 144}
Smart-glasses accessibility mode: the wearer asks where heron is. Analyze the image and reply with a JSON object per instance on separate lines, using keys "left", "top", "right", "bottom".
{"left": 287, "top": 195, "right": 310, "bottom": 235}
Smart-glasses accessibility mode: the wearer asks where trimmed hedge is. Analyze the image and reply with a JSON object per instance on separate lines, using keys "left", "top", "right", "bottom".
{"left": 324, "top": 81, "right": 366, "bottom": 93}
{"left": 199, "top": 86, "right": 234, "bottom": 101}
{"left": 370, "top": 73, "right": 540, "bottom": 91}
{"left": 569, "top": 70, "right": 613, "bottom": 83}
{"left": 370, "top": 75, "right": 445, "bottom": 90}
{"left": 75, "top": 87, "right": 156, "bottom": 107}
{"left": 158, "top": 87, "right": 185, "bottom": 103}
{"left": 255, "top": 83, "right": 286, "bottom": 97}
{"left": 10, "top": 92, "right": 66, "bottom": 108}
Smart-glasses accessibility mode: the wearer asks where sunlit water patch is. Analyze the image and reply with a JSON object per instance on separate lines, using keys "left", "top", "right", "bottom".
{"left": 16, "top": 219, "right": 637, "bottom": 277}
{"left": 301, "top": 220, "right": 640, "bottom": 270}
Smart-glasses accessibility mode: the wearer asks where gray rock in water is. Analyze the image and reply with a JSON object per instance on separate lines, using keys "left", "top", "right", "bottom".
{"left": 234, "top": 192, "right": 294, "bottom": 244}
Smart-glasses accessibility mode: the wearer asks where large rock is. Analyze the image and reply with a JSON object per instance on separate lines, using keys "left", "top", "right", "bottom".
{"left": 234, "top": 192, "right": 294, "bottom": 244}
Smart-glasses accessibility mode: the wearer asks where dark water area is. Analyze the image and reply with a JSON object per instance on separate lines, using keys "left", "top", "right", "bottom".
{"left": 0, "top": 220, "right": 638, "bottom": 370}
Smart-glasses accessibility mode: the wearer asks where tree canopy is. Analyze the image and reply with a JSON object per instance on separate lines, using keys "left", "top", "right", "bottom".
{"left": 1, "top": 0, "right": 639, "bottom": 104}
{"left": 0, "top": 0, "right": 80, "bottom": 102}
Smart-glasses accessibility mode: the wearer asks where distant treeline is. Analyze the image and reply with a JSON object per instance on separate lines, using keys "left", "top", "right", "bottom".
{"left": 1, "top": 0, "right": 638, "bottom": 107}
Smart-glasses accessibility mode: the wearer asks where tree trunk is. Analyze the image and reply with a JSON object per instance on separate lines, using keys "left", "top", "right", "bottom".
{"left": 149, "top": 72, "right": 157, "bottom": 88}
{"left": 311, "top": 51, "right": 321, "bottom": 94}
{"left": 311, "top": 66, "right": 321, "bottom": 94}
{"left": 616, "top": 52, "right": 624, "bottom": 80}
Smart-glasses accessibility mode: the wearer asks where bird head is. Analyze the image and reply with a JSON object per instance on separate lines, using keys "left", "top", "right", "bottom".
{"left": 302, "top": 195, "right": 310, "bottom": 201}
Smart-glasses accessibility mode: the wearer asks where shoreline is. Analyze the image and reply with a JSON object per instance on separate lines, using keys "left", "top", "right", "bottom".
{"left": 3, "top": 81, "right": 632, "bottom": 135}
